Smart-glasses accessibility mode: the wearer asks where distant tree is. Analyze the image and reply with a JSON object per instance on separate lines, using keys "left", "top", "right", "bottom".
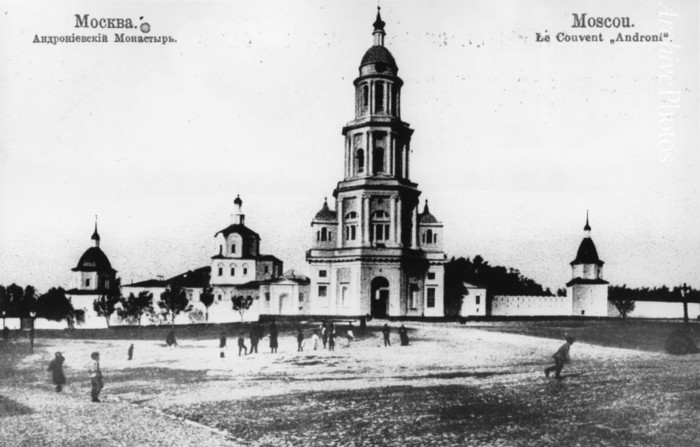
{"left": 444, "top": 257, "right": 468, "bottom": 316}
{"left": 36, "top": 287, "right": 75, "bottom": 322}
{"left": 158, "top": 284, "right": 192, "bottom": 325}
{"left": 556, "top": 288, "right": 567, "bottom": 297}
{"left": 118, "top": 291, "right": 154, "bottom": 326}
{"left": 93, "top": 277, "right": 121, "bottom": 327}
{"left": 67, "top": 308, "right": 86, "bottom": 328}
{"left": 231, "top": 295, "right": 254, "bottom": 322}
{"left": 199, "top": 285, "right": 215, "bottom": 324}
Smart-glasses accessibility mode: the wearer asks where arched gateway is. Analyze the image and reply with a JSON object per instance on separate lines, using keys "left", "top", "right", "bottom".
{"left": 371, "top": 277, "right": 390, "bottom": 318}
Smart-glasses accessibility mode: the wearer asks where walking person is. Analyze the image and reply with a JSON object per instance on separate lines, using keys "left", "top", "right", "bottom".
{"left": 382, "top": 323, "right": 391, "bottom": 347}
{"left": 249, "top": 326, "right": 259, "bottom": 354}
{"left": 127, "top": 344, "right": 134, "bottom": 361}
{"left": 47, "top": 352, "right": 66, "bottom": 392}
{"left": 347, "top": 322, "right": 355, "bottom": 342}
{"left": 88, "top": 352, "right": 103, "bottom": 403}
{"left": 297, "top": 326, "right": 304, "bottom": 352}
{"left": 238, "top": 332, "right": 248, "bottom": 356}
{"left": 545, "top": 337, "right": 575, "bottom": 380}
{"left": 269, "top": 320, "right": 278, "bottom": 354}
{"left": 219, "top": 332, "right": 227, "bottom": 358}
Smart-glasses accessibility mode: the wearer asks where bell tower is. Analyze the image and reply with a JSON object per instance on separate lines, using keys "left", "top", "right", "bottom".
{"left": 307, "top": 8, "right": 447, "bottom": 318}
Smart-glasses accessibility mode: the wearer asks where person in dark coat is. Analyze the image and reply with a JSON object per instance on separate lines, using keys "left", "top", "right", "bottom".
{"left": 269, "top": 321, "right": 278, "bottom": 353}
{"left": 127, "top": 344, "right": 134, "bottom": 361}
{"left": 166, "top": 330, "right": 177, "bottom": 348}
{"left": 219, "top": 332, "right": 227, "bottom": 358}
{"left": 360, "top": 316, "right": 367, "bottom": 337}
{"left": 2, "top": 326, "right": 9, "bottom": 341}
{"left": 297, "top": 327, "right": 304, "bottom": 352}
{"left": 88, "top": 351, "right": 103, "bottom": 402}
{"left": 321, "top": 321, "right": 328, "bottom": 349}
{"left": 328, "top": 328, "right": 335, "bottom": 351}
{"left": 249, "top": 327, "right": 259, "bottom": 354}
{"left": 238, "top": 332, "right": 248, "bottom": 356}
{"left": 47, "top": 352, "right": 66, "bottom": 392}
{"left": 382, "top": 323, "right": 391, "bottom": 347}
{"left": 399, "top": 325, "right": 409, "bottom": 346}
{"left": 545, "top": 337, "right": 575, "bottom": 380}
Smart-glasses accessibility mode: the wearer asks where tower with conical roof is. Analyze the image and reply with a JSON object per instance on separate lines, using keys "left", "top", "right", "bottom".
{"left": 65, "top": 219, "right": 118, "bottom": 328}
{"left": 306, "top": 8, "right": 447, "bottom": 318}
{"left": 566, "top": 212, "right": 609, "bottom": 316}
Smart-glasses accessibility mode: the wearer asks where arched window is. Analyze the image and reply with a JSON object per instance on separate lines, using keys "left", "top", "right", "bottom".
{"left": 344, "top": 212, "right": 358, "bottom": 241}
{"left": 317, "top": 231, "right": 320, "bottom": 241}
{"left": 362, "top": 85, "right": 369, "bottom": 112}
{"left": 426, "top": 229, "right": 433, "bottom": 244}
{"left": 433, "top": 233, "right": 438, "bottom": 243}
{"left": 356, "top": 149, "right": 365, "bottom": 174}
{"left": 321, "top": 227, "right": 328, "bottom": 242}
{"left": 218, "top": 263, "right": 223, "bottom": 276}
{"left": 243, "top": 264, "right": 248, "bottom": 275}
{"left": 372, "top": 210, "right": 390, "bottom": 243}
{"left": 230, "top": 263, "right": 236, "bottom": 276}
{"left": 373, "top": 147, "right": 384, "bottom": 173}
{"left": 375, "top": 82, "right": 384, "bottom": 113}
{"left": 345, "top": 212, "right": 358, "bottom": 220}
{"left": 421, "top": 233, "right": 426, "bottom": 243}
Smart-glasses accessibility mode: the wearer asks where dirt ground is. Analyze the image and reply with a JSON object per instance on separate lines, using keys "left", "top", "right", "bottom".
{"left": 1, "top": 322, "right": 699, "bottom": 446}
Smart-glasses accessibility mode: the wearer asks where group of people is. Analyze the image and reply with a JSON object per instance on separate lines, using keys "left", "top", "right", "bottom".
{"left": 45, "top": 350, "right": 104, "bottom": 403}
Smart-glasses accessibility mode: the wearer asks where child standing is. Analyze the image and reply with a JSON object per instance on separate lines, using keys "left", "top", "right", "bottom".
{"left": 311, "top": 330, "right": 319, "bottom": 350}
{"left": 88, "top": 352, "right": 103, "bottom": 402}
{"left": 545, "top": 336, "right": 575, "bottom": 380}
{"left": 47, "top": 352, "right": 66, "bottom": 392}
{"left": 297, "top": 327, "right": 304, "bottom": 352}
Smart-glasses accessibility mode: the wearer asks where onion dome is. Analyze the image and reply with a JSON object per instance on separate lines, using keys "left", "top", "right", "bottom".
{"left": 583, "top": 210, "right": 591, "bottom": 232}
{"left": 234, "top": 195, "right": 243, "bottom": 207}
{"left": 91, "top": 222, "right": 100, "bottom": 246}
{"left": 314, "top": 198, "right": 337, "bottom": 221}
{"left": 419, "top": 200, "right": 439, "bottom": 224}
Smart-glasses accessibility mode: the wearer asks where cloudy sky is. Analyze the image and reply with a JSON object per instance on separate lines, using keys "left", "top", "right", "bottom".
{"left": 1, "top": 0, "right": 698, "bottom": 293}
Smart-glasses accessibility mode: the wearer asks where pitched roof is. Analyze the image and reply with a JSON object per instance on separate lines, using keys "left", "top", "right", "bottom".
{"left": 214, "top": 224, "right": 260, "bottom": 240}
{"left": 565, "top": 277, "right": 610, "bottom": 287}
{"left": 570, "top": 238, "right": 604, "bottom": 266}
{"left": 71, "top": 246, "right": 116, "bottom": 273}
{"left": 167, "top": 266, "right": 211, "bottom": 288}
{"left": 124, "top": 279, "right": 166, "bottom": 288}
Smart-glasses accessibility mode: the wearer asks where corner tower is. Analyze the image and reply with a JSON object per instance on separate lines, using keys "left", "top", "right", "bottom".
{"left": 307, "top": 8, "right": 447, "bottom": 318}
{"left": 566, "top": 212, "right": 609, "bottom": 316}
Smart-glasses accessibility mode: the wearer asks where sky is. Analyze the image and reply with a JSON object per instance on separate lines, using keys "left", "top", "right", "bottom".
{"left": 0, "top": 0, "right": 698, "bottom": 293}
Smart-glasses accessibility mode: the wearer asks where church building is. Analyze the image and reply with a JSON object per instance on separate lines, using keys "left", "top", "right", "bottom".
{"left": 306, "top": 9, "right": 447, "bottom": 318}
{"left": 64, "top": 222, "right": 118, "bottom": 328}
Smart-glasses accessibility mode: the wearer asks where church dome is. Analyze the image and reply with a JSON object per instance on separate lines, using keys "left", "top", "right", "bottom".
{"left": 314, "top": 199, "right": 337, "bottom": 221}
{"left": 72, "top": 246, "right": 115, "bottom": 273}
{"left": 419, "top": 200, "right": 439, "bottom": 223}
{"left": 360, "top": 46, "right": 397, "bottom": 71}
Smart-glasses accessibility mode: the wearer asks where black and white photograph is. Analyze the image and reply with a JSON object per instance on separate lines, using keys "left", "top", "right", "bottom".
{"left": 0, "top": 1, "right": 698, "bottom": 445}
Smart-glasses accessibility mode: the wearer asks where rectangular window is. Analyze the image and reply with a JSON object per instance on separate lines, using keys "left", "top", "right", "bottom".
{"left": 475, "top": 295, "right": 481, "bottom": 305}
{"left": 264, "top": 265, "right": 269, "bottom": 274}
{"left": 318, "top": 285, "right": 327, "bottom": 297}
{"left": 427, "top": 288, "right": 436, "bottom": 308}
{"left": 265, "top": 292, "right": 270, "bottom": 301}
{"left": 218, "top": 268, "right": 223, "bottom": 276}
{"left": 319, "top": 270, "right": 327, "bottom": 278}
{"left": 243, "top": 267, "right": 248, "bottom": 275}
{"left": 232, "top": 244, "right": 236, "bottom": 254}
{"left": 428, "top": 272, "right": 436, "bottom": 280}
{"left": 341, "top": 285, "right": 348, "bottom": 306}
{"left": 85, "top": 279, "right": 91, "bottom": 287}
{"left": 299, "top": 292, "right": 304, "bottom": 302}
{"left": 230, "top": 267, "right": 235, "bottom": 276}
{"left": 217, "top": 294, "right": 222, "bottom": 301}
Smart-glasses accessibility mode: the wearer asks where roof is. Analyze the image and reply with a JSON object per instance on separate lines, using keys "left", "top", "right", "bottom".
{"left": 72, "top": 246, "right": 116, "bottom": 273}
{"left": 314, "top": 199, "right": 337, "bottom": 221}
{"left": 258, "top": 254, "right": 282, "bottom": 263}
{"left": 565, "top": 277, "right": 610, "bottom": 287}
{"left": 124, "top": 279, "right": 167, "bottom": 288}
{"left": 463, "top": 282, "right": 486, "bottom": 289}
{"left": 419, "top": 200, "right": 439, "bottom": 224}
{"left": 66, "top": 288, "right": 110, "bottom": 296}
{"left": 360, "top": 45, "right": 397, "bottom": 71}
{"left": 215, "top": 224, "right": 260, "bottom": 240}
{"left": 168, "top": 266, "right": 211, "bottom": 288}
{"left": 570, "top": 237, "right": 604, "bottom": 266}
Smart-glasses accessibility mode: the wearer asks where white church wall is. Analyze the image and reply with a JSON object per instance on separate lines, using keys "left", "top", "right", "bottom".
{"left": 491, "top": 295, "right": 571, "bottom": 316}
{"left": 424, "top": 265, "right": 444, "bottom": 317}
{"left": 2, "top": 318, "right": 22, "bottom": 330}
{"left": 570, "top": 285, "right": 608, "bottom": 317}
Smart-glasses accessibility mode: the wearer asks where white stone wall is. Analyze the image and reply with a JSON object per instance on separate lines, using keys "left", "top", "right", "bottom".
{"left": 628, "top": 301, "right": 700, "bottom": 319}
{"left": 460, "top": 287, "right": 488, "bottom": 317}
{"left": 491, "top": 295, "right": 572, "bottom": 316}
{"left": 423, "top": 265, "right": 445, "bottom": 317}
